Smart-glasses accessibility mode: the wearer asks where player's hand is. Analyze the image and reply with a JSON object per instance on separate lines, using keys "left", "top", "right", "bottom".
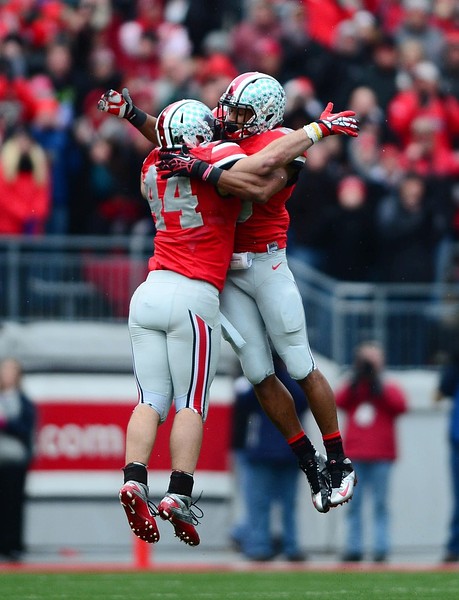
{"left": 97, "top": 88, "right": 133, "bottom": 118}
{"left": 97, "top": 87, "right": 147, "bottom": 127}
{"left": 158, "top": 147, "right": 223, "bottom": 185}
{"left": 317, "top": 102, "right": 359, "bottom": 137}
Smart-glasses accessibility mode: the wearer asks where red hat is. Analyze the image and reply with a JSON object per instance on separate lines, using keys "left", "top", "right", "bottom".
{"left": 197, "top": 53, "right": 238, "bottom": 84}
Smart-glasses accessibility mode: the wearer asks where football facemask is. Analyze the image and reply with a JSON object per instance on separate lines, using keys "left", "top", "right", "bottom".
{"left": 216, "top": 72, "right": 286, "bottom": 139}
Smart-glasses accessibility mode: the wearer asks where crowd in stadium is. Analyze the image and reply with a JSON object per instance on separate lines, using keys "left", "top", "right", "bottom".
{"left": 0, "top": 0, "right": 458, "bottom": 284}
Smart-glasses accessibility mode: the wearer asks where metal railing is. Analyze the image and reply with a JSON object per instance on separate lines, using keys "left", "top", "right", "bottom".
{"left": 0, "top": 235, "right": 152, "bottom": 322}
{"left": 288, "top": 256, "right": 459, "bottom": 368}
{"left": 1, "top": 236, "right": 458, "bottom": 367}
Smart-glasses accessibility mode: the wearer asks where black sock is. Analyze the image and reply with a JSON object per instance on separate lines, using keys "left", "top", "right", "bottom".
{"left": 167, "top": 470, "right": 194, "bottom": 497}
{"left": 123, "top": 462, "right": 147, "bottom": 485}
{"left": 323, "top": 432, "right": 344, "bottom": 462}
{"left": 288, "top": 433, "right": 316, "bottom": 464}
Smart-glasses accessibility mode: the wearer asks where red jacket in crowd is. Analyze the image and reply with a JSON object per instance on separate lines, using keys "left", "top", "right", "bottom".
{"left": 336, "top": 379, "right": 408, "bottom": 461}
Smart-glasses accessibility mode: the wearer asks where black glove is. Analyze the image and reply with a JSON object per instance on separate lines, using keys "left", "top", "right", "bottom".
{"left": 158, "top": 147, "right": 223, "bottom": 185}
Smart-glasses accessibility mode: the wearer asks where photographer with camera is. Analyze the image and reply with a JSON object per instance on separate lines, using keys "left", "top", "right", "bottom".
{"left": 335, "top": 341, "right": 408, "bottom": 563}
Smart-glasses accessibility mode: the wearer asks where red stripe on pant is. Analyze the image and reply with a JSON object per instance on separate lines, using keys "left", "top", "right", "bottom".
{"left": 188, "top": 312, "right": 211, "bottom": 415}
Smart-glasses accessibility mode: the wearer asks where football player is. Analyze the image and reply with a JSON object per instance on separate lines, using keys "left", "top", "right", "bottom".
{"left": 119, "top": 99, "right": 249, "bottom": 547}
{"left": 99, "top": 75, "right": 359, "bottom": 513}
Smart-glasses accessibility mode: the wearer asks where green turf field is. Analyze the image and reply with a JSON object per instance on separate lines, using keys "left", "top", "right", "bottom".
{"left": 2, "top": 571, "right": 459, "bottom": 600}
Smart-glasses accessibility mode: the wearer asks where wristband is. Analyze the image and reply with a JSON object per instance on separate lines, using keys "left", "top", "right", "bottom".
{"left": 202, "top": 164, "right": 223, "bottom": 186}
{"left": 127, "top": 106, "right": 148, "bottom": 128}
{"left": 303, "top": 122, "right": 323, "bottom": 144}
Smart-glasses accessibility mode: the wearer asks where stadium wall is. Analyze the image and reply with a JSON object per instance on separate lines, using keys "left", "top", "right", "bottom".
{"left": 21, "top": 363, "right": 450, "bottom": 560}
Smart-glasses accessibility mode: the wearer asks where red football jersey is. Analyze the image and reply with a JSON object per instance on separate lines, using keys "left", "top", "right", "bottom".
{"left": 141, "top": 142, "right": 246, "bottom": 292}
{"left": 234, "top": 128, "right": 306, "bottom": 253}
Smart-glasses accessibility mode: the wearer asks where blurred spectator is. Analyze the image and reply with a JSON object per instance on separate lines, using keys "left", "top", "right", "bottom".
{"left": 0, "top": 126, "right": 50, "bottom": 234}
{"left": 183, "top": 0, "right": 242, "bottom": 56}
{"left": 346, "top": 86, "right": 388, "bottom": 177}
{"left": 394, "top": 38, "right": 426, "bottom": 91}
{"left": 387, "top": 60, "right": 459, "bottom": 154}
{"left": 336, "top": 341, "right": 407, "bottom": 562}
{"left": 0, "top": 357, "right": 37, "bottom": 563}
{"left": 353, "top": 9, "right": 383, "bottom": 57}
{"left": 73, "top": 133, "right": 146, "bottom": 235}
{"left": 253, "top": 37, "right": 284, "bottom": 79}
{"left": 361, "top": 34, "right": 399, "bottom": 111}
{"left": 287, "top": 142, "right": 337, "bottom": 271}
{"left": 229, "top": 0, "right": 282, "bottom": 73}
{"left": 0, "top": 0, "right": 453, "bottom": 255}
{"left": 152, "top": 53, "right": 200, "bottom": 111}
{"left": 230, "top": 354, "right": 308, "bottom": 562}
{"left": 278, "top": 2, "right": 336, "bottom": 100}
{"left": 75, "top": 46, "right": 123, "bottom": 117}
{"left": 195, "top": 52, "right": 238, "bottom": 110}
{"left": 325, "top": 18, "right": 369, "bottom": 108}
{"left": 442, "top": 32, "right": 459, "bottom": 100}
{"left": 25, "top": 71, "right": 81, "bottom": 234}
{"left": 43, "top": 41, "right": 78, "bottom": 126}
{"left": 432, "top": 0, "right": 459, "bottom": 37}
{"left": 394, "top": 0, "right": 445, "bottom": 67}
{"left": 303, "top": 0, "right": 355, "bottom": 49}
{"left": 1, "top": 34, "right": 27, "bottom": 79}
{"left": 435, "top": 342, "right": 459, "bottom": 563}
{"left": 282, "top": 76, "right": 323, "bottom": 129}
{"left": 375, "top": 172, "right": 439, "bottom": 283}
{"left": 67, "top": 0, "right": 115, "bottom": 76}
{"left": 321, "top": 175, "right": 378, "bottom": 282}
{"left": 0, "top": 55, "right": 38, "bottom": 130}
{"left": 373, "top": 0, "right": 406, "bottom": 35}
{"left": 401, "top": 114, "right": 459, "bottom": 178}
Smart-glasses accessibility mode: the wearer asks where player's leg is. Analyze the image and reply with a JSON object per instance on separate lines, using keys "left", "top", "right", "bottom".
{"left": 158, "top": 275, "right": 221, "bottom": 546}
{"left": 120, "top": 273, "right": 176, "bottom": 544}
{"left": 221, "top": 269, "right": 329, "bottom": 512}
{"left": 252, "top": 251, "right": 355, "bottom": 507}
{"left": 221, "top": 273, "right": 305, "bottom": 439}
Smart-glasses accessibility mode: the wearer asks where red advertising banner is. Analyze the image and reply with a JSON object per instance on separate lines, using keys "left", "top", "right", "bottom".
{"left": 31, "top": 401, "right": 233, "bottom": 473}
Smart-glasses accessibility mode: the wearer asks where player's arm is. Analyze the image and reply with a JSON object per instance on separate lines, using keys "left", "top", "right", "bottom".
{"left": 158, "top": 150, "right": 289, "bottom": 203}
{"left": 158, "top": 103, "right": 358, "bottom": 200}
{"left": 216, "top": 167, "right": 290, "bottom": 203}
{"left": 97, "top": 88, "right": 159, "bottom": 145}
{"left": 229, "top": 102, "right": 359, "bottom": 175}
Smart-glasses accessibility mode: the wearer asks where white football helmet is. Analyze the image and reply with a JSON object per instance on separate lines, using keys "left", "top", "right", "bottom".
{"left": 156, "top": 99, "right": 215, "bottom": 148}
{"left": 217, "top": 72, "right": 286, "bottom": 139}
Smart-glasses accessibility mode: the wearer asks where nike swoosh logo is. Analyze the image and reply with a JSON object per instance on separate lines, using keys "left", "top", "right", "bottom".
{"left": 338, "top": 483, "right": 350, "bottom": 497}
{"left": 121, "top": 500, "right": 136, "bottom": 514}
{"left": 272, "top": 262, "right": 282, "bottom": 270}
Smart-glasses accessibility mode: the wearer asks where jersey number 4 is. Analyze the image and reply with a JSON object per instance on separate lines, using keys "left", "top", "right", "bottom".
{"left": 146, "top": 169, "right": 204, "bottom": 230}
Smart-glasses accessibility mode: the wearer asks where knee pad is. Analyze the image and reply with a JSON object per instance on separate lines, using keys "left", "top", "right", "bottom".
{"left": 281, "top": 346, "right": 316, "bottom": 381}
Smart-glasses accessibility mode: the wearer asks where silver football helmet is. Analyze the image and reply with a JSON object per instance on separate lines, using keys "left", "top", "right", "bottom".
{"left": 217, "top": 72, "right": 286, "bottom": 139}
{"left": 156, "top": 99, "right": 215, "bottom": 148}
